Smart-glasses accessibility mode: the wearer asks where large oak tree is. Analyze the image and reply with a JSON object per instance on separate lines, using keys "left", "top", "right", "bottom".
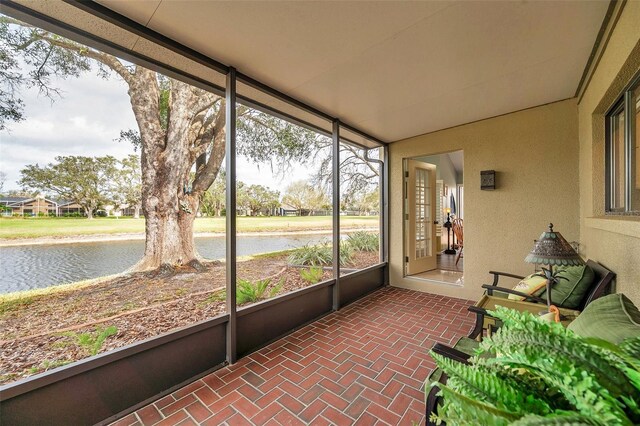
{"left": 1, "top": 15, "right": 317, "bottom": 271}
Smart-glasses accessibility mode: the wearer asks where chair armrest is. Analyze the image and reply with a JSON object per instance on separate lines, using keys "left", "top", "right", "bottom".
{"left": 468, "top": 305, "right": 493, "bottom": 317}
{"left": 467, "top": 305, "right": 488, "bottom": 339}
{"left": 467, "top": 305, "right": 505, "bottom": 339}
{"left": 432, "top": 343, "right": 471, "bottom": 365}
{"left": 481, "top": 284, "right": 546, "bottom": 304}
{"left": 489, "top": 271, "right": 526, "bottom": 280}
{"left": 487, "top": 271, "right": 526, "bottom": 288}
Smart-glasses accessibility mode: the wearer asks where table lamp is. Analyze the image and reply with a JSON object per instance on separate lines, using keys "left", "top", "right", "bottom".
{"left": 524, "top": 223, "right": 584, "bottom": 314}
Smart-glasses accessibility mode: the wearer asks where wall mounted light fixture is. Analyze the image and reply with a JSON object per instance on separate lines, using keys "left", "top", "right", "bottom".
{"left": 481, "top": 170, "right": 496, "bottom": 190}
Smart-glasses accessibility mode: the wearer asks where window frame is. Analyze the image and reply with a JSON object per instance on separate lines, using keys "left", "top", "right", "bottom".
{"left": 605, "top": 72, "right": 639, "bottom": 215}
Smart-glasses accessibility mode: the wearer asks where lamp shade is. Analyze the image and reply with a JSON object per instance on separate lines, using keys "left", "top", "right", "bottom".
{"left": 524, "top": 223, "right": 584, "bottom": 266}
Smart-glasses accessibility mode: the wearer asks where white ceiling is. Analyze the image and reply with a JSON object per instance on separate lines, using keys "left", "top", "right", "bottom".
{"left": 98, "top": 0, "right": 609, "bottom": 143}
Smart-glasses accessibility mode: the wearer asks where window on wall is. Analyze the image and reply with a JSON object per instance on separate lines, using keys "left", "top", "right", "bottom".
{"left": 606, "top": 74, "right": 640, "bottom": 214}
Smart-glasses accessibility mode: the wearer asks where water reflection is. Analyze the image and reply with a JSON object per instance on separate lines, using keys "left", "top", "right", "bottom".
{"left": 0, "top": 233, "right": 330, "bottom": 293}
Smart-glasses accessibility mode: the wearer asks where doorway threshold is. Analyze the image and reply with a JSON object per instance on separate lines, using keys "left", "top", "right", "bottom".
{"left": 406, "top": 269, "right": 464, "bottom": 287}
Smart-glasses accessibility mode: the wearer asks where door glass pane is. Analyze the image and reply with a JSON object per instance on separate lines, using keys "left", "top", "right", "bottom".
{"left": 611, "top": 110, "right": 626, "bottom": 210}
{"left": 414, "top": 168, "right": 431, "bottom": 259}
{"left": 424, "top": 169, "right": 432, "bottom": 257}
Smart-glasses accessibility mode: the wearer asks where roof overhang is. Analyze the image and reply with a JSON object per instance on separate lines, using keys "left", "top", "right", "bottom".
{"left": 4, "top": 0, "right": 611, "bottom": 143}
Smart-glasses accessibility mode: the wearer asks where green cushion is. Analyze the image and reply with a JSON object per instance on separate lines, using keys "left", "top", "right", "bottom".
{"left": 568, "top": 293, "right": 640, "bottom": 344}
{"left": 536, "top": 264, "right": 595, "bottom": 309}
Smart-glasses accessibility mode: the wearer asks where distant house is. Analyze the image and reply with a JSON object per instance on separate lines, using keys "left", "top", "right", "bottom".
{"left": 0, "top": 195, "right": 59, "bottom": 216}
{"left": 0, "top": 196, "right": 89, "bottom": 217}
{"left": 103, "top": 203, "right": 139, "bottom": 217}
{"left": 278, "top": 202, "right": 300, "bottom": 216}
{"left": 56, "top": 200, "right": 84, "bottom": 216}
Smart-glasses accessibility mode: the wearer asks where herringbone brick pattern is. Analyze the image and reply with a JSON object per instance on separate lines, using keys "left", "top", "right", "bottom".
{"left": 112, "top": 287, "right": 474, "bottom": 425}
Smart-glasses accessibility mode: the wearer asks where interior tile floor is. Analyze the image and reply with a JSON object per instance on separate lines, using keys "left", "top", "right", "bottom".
{"left": 405, "top": 253, "right": 464, "bottom": 285}
{"left": 111, "top": 287, "right": 474, "bottom": 426}
{"left": 437, "top": 253, "right": 463, "bottom": 272}
{"left": 410, "top": 269, "right": 464, "bottom": 286}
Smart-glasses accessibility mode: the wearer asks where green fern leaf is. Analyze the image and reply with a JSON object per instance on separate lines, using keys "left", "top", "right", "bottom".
{"left": 478, "top": 318, "right": 635, "bottom": 425}
{"left": 509, "top": 413, "right": 607, "bottom": 425}
{"left": 483, "top": 328, "right": 636, "bottom": 401}
{"left": 432, "top": 352, "right": 551, "bottom": 416}
{"left": 435, "top": 382, "right": 519, "bottom": 426}
{"left": 619, "top": 337, "right": 640, "bottom": 372}
{"left": 473, "top": 357, "right": 570, "bottom": 411}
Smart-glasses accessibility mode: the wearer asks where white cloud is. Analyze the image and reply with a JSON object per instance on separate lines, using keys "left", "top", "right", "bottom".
{"left": 0, "top": 70, "right": 138, "bottom": 190}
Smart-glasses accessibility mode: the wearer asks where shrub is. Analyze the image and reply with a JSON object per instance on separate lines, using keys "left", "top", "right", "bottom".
{"left": 288, "top": 240, "right": 354, "bottom": 267}
{"left": 299, "top": 266, "right": 324, "bottom": 284}
{"left": 346, "top": 231, "right": 379, "bottom": 252}
{"left": 339, "top": 240, "right": 354, "bottom": 266}
{"left": 428, "top": 306, "right": 640, "bottom": 426}
{"left": 236, "top": 278, "right": 283, "bottom": 304}
{"left": 288, "top": 242, "right": 332, "bottom": 266}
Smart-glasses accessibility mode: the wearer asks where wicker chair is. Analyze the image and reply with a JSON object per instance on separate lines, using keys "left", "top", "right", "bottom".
{"left": 452, "top": 218, "right": 463, "bottom": 266}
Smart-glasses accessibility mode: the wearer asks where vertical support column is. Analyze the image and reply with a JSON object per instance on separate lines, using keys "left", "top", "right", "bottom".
{"left": 332, "top": 119, "right": 341, "bottom": 310}
{"left": 624, "top": 90, "right": 633, "bottom": 211}
{"left": 225, "top": 67, "right": 237, "bottom": 364}
{"left": 382, "top": 144, "right": 390, "bottom": 285}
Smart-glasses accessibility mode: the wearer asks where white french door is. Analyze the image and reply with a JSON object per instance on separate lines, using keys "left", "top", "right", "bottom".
{"left": 405, "top": 159, "right": 437, "bottom": 275}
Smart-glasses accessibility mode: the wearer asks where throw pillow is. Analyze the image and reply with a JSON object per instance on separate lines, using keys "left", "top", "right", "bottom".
{"left": 536, "top": 264, "right": 594, "bottom": 309}
{"left": 508, "top": 273, "right": 548, "bottom": 301}
{"left": 568, "top": 293, "right": 640, "bottom": 344}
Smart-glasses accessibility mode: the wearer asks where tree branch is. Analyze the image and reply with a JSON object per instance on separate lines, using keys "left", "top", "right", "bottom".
{"left": 35, "top": 31, "right": 134, "bottom": 84}
{"left": 191, "top": 107, "right": 226, "bottom": 193}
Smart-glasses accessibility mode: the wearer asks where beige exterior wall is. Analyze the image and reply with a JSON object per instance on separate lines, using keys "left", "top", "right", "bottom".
{"left": 389, "top": 99, "right": 580, "bottom": 301}
{"left": 578, "top": 2, "right": 640, "bottom": 305}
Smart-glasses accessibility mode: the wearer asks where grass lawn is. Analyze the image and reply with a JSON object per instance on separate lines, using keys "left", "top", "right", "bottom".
{"left": 0, "top": 216, "right": 379, "bottom": 239}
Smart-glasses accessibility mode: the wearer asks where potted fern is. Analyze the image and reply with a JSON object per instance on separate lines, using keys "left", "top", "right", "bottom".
{"left": 428, "top": 306, "right": 640, "bottom": 425}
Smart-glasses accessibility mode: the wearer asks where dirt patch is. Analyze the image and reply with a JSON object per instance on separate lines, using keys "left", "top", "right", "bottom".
{"left": 0, "top": 251, "right": 379, "bottom": 384}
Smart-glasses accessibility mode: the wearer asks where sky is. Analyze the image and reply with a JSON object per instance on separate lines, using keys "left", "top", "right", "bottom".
{"left": 0, "top": 68, "right": 313, "bottom": 194}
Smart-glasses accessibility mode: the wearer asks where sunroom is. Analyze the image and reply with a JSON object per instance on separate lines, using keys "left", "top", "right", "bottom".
{"left": 0, "top": 1, "right": 639, "bottom": 425}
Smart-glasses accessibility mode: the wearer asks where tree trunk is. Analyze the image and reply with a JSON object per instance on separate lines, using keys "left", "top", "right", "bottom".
{"left": 133, "top": 187, "right": 200, "bottom": 271}
{"left": 85, "top": 206, "right": 94, "bottom": 220}
{"left": 131, "top": 125, "right": 203, "bottom": 272}
{"left": 127, "top": 71, "right": 225, "bottom": 272}
{"left": 133, "top": 205, "right": 140, "bottom": 219}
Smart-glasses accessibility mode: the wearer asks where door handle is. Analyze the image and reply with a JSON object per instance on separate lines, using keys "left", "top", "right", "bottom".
{"left": 433, "top": 221, "right": 439, "bottom": 225}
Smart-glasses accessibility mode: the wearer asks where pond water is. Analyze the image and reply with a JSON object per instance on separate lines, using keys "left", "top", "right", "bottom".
{"left": 0, "top": 233, "right": 331, "bottom": 294}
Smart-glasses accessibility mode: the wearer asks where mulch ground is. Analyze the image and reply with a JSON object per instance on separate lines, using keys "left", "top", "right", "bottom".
{"left": 0, "top": 251, "right": 379, "bottom": 385}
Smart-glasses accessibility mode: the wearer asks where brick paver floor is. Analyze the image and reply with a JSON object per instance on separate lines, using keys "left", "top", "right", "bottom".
{"left": 112, "top": 286, "right": 475, "bottom": 426}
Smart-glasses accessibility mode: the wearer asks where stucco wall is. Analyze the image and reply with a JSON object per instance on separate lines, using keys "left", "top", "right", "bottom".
{"left": 389, "top": 99, "right": 580, "bottom": 301}
{"left": 578, "top": 1, "right": 640, "bottom": 305}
